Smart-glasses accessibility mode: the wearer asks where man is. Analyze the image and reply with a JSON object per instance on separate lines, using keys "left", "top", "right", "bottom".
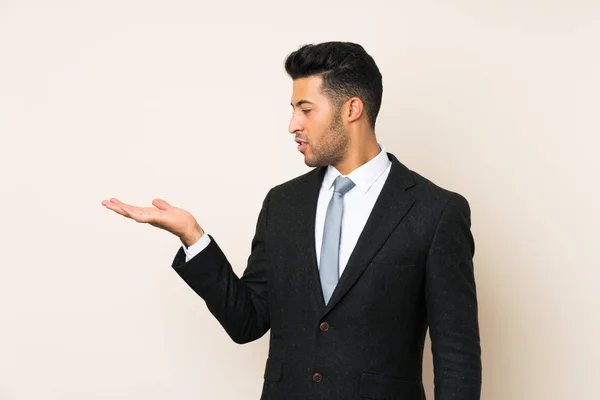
{"left": 102, "top": 41, "right": 482, "bottom": 399}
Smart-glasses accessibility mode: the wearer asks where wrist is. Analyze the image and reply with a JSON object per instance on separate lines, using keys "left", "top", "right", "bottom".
{"left": 181, "top": 224, "right": 204, "bottom": 248}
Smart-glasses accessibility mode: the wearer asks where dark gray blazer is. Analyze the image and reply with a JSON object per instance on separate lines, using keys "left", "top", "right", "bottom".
{"left": 171, "top": 152, "right": 482, "bottom": 400}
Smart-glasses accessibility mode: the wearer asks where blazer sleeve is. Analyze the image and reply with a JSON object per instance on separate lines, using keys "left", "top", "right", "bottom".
{"left": 425, "top": 193, "right": 482, "bottom": 399}
{"left": 170, "top": 189, "right": 272, "bottom": 344}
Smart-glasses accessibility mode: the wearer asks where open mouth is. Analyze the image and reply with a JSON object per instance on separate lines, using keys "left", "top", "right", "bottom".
{"left": 297, "top": 142, "right": 308, "bottom": 152}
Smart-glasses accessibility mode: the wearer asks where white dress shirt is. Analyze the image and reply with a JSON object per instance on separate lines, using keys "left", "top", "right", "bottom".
{"left": 183, "top": 143, "right": 392, "bottom": 278}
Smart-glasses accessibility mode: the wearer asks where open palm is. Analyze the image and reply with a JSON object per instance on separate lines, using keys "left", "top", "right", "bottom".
{"left": 101, "top": 197, "right": 202, "bottom": 243}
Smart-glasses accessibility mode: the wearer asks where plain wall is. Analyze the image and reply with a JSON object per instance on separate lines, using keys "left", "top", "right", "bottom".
{"left": 1, "top": 1, "right": 598, "bottom": 399}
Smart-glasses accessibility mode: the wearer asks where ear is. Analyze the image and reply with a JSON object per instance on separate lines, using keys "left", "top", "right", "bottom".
{"left": 346, "top": 97, "right": 364, "bottom": 123}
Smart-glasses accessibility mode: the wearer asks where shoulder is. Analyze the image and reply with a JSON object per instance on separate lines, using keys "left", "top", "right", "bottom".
{"left": 412, "top": 169, "right": 467, "bottom": 202}
{"left": 407, "top": 171, "right": 472, "bottom": 230}
{"left": 389, "top": 154, "right": 470, "bottom": 219}
{"left": 386, "top": 151, "right": 468, "bottom": 205}
{"left": 266, "top": 167, "right": 324, "bottom": 197}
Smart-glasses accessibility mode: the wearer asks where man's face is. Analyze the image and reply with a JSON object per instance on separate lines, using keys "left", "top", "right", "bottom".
{"left": 289, "top": 75, "right": 349, "bottom": 168}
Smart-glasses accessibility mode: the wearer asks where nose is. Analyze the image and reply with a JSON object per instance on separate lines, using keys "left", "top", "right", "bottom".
{"left": 288, "top": 113, "right": 303, "bottom": 135}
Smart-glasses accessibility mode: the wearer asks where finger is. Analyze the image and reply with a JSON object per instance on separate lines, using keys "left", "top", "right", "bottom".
{"left": 105, "top": 199, "right": 158, "bottom": 223}
{"left": 118, "top": 204, "right": 139, "bottom": 221}
{"left": 111, "top": 199, "right": 139, "bottom": 213}
{"left": 110, "top": 198, "right": 127, "bottom": 206}
{"left": 102, "top": 199, "right": 120, "bottom": 210}
{"left": 119, "top": 203, "right": 138, "bottom": 216}
{"left": 152, "top": 199, "right": 172, "bottom": 210}
{"left": 102, "top": 201, "right": 130, "bottom": 218}
{"left": 120, "top": 204, "right": 157, "bottom": 223}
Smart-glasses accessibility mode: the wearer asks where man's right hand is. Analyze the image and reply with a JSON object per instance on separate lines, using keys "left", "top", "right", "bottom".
{"left": 101, "top": 197, "right": 204, "bottom": 247}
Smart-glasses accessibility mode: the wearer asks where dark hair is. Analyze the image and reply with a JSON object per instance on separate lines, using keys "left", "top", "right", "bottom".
{"left": 284, "top": 41, "right": 383, "bottom": 130}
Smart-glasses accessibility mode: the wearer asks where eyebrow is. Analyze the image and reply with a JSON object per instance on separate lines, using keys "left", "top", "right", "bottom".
{"left": 291, "top": 99, "right": 315, "bottom": 107}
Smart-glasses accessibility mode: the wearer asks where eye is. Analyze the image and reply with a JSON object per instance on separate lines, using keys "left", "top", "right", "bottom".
{"left": 302, "top": 110, "right": 311, "bottom": 114}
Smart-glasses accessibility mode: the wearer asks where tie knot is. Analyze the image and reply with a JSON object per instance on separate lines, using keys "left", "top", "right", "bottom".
{"left": 333, "top": 176, "right": 355, "bottom": 196}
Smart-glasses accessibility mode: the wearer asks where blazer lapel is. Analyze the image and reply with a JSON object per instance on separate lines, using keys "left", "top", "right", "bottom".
{"left": 321, "top": 152, "right": 416, "bottom": 316}
{"left": 285, "top": 166, "right": 329, "bottom": 311}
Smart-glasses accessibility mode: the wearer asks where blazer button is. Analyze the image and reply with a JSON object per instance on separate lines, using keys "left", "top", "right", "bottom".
{"left": 319, "top": 322, "right": 329, "bottom": 331}
{"left": 312, "top": 372, "right": 323, "bottom": 382}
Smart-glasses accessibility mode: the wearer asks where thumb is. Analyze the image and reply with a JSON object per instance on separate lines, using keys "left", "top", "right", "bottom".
{"left": 152, "top": 198, "right": 172, "bottom": 210}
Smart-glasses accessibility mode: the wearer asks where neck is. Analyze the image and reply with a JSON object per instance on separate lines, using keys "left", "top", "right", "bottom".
{"left": 333, "top": 135, "right": 380, "bottom": 176}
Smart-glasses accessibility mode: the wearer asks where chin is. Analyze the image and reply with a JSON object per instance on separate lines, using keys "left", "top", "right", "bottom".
{"left": 303, "top": 157, "right": 315, "bottom": 167}
{"left": 303, "top": 154, "right": 316, "bottom": 167}
{"left": 304, "top": 156, "right": 325, "bottom": 168}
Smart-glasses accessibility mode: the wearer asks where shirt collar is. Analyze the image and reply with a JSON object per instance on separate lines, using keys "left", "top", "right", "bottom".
{"left": 322, "top": 143, "right": 391, "bottom": 194}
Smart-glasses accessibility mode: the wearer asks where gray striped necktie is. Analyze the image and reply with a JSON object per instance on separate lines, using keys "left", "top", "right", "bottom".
{"left": 319, "top": 175, "right": 356, "bottom": 305}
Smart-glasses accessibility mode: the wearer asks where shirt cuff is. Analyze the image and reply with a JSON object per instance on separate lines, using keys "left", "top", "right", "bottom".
{"left": 182, "top": 232, "right": 211, "bottom": 262}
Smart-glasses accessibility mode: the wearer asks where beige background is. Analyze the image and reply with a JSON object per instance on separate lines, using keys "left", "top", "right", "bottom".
{"left": 1, "top": 1, "right": 599, "bottom": 399}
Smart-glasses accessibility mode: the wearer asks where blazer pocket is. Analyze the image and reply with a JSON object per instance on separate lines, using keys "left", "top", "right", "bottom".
{"left": 263, "top": 356, "right": 283, "bottom": 382}
{"left": 359, "top": 373, "right": 419, "bottom": 399}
